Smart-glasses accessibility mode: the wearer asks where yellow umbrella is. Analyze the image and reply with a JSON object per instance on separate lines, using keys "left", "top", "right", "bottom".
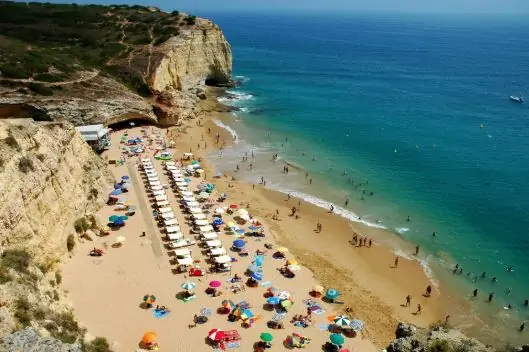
{"left": 277, "top": 247, "right": 289, "bottom": 253}
{"left": 227, "top": 222, "right": 236, "bottom": 228}
{"left": 313, "top": 285, "right": 324, "bottom": 293}
{"left": 286, "top": 259, "right": 298, "bottom": 266}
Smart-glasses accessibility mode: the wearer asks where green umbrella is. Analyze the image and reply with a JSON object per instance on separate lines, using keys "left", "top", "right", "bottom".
{"left": 330, "top": 333, "right": 344, "bottom": 345}
{"left": 108, "top": 215, "right": 120, "bottom": 222}
{"left": 260, "top": 332, "right": 273, "bottom": 342}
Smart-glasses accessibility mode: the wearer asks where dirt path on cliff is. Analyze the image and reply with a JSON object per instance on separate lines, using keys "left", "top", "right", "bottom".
{"left": 0, "top": 70, "right": 99, "bottom": 86}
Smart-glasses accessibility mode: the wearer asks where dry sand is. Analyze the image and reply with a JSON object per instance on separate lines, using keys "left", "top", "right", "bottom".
{"left": 62, "top": 111, "right": 446, "bottom": 351}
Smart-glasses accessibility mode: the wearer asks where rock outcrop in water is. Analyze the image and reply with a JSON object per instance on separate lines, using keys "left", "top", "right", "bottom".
{"left": 0, "top": 119, "right": 113, "bottom": 340}
{"left": 386, "top": 322, "right": 497, "bottom": 352}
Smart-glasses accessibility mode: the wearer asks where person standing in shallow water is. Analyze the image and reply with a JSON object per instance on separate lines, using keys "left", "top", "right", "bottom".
{"left": 488, "top": 292, "right": 494, "bottom": 303}
{"left": 473, "top": 289, "right": 478, "bottom": 298}
{"left": 415, "top": 245, "right": 420, "bottom": 255}
{"left": 394, "top": 256, "right": 399, "bottom": 268}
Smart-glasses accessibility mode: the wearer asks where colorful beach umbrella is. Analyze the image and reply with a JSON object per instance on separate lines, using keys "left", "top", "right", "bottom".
{"left": 260, "top": 332, "right": 273, "bottom": 342}
{"left": 209, "top": 280, "right": 222, "bottom": 288}
{"left": 251, "top": 272, "right": 263, "bottom": 281}
{"left": 277, "top": 247, "right": 289, "bottom": 253}
{"left": 142, "top": 332, "right": 157, "bottom": 344}
{"left": 221, "top": 300, "right": 235, "bottom": 309}
{"left": 229, "top": 204, "right": 238, "bottom": 209}
{"left": 330, "top": 333, "right": 344, "bottom": 345}
{"left": 121, "top": 175, "right": 130, "bottom": 180}
{"left": 181, "top": 281, "right": 197, "bottom": 291}
{"left": 108, "top": 215, "right": 120, "bottom": 222}
{"left": 208, "top": 329, "right": 225, "bottom": 342}
{"left": 232, "top": 239, "right": 245, "bottom": 249}
{"left": 114, "top": 183, "right": 122, "bottom": 189}
{"left": 119, "top": 215, "right": 128, "bottom": 221}
{"left": 326, "top": 288, "right": 340, "bottom": 299}
{"left": 266, "top": 297, "right": 280, "bottom": 305}
{"left": 143, "top": 294, "right": 156, "bottom": 304}
{"left": 333, "top": 315, "right": 351, "bottom": 327}
{"left": 349, "top": 319, "right": 365, "bottom": 331}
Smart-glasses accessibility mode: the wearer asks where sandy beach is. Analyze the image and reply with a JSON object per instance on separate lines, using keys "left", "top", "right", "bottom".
{"left": 62, "top": 102, "right": 446, "bottom": 351}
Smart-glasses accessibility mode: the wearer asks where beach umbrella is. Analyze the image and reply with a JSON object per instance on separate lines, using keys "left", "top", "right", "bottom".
{"left": 115, "top": 236, "right": 126, "bottom": 244}
{"left": 330, "top": 333, "right": 344, "bottom": 345}
{"left": 184, "top": 178, "right": 192, "bottom": 183}
{"left": 227, "top": 222, "right": 236, "bottom": 228}
{"left": 277, "top": 291, "right": 291, "bottom": 300}
{"left": 121, "top": 175, "right": 130, "bottom": 180}
{"left": 229, "top": 204, "right": 238, "bottom": 209}
{"left": 288, "top": 264, "right": 301, "bottom": 271}
{"left": 339, "top": 349, "right": 351, "bottom": 352}
{"left": 251, "top": 272, "right": 263, "bottom": 281}
{"left": 196, "top": 169, "right": 204, "bottom": 173}
{"left": 128, "top": 205, "right": 137, "bottom": 211}
{"left": 326, "top": 288, "right": 340, "bottom": 299}
{"left": 119, "top": 215, "right": 129, "bottom": 221}
{"left": 313, "top": 285, "right": 324, "bottom": 293}
{"left": 281, "top": 299, "right": 293, "bottom": 308}
{"left": 181, "top": 281, "right": 197, "bottom": 291}
{"left": 143, "top": 294, "right": 156, "bottom": 304}
{"left": 237, "top": 209, "right": 249, "bottom": 216}
{"left": 232, "top": 239, "right": 245, "bottom": 249}
{"left": 235, "top": 229, "right": 245, "bottom": 235}
{"left": 114, "top": 183, "right": 122, "bottom": 189}
{"left": 240, "top": 214, "right": 251, "bottom": 221}
{"left": 208, "top": 329, "right": 225, "bottom": 342}
{"left": 260, "top": 332, "right": 273, "bottom": 342}
{"left": 215, "top": 208, "right": 225, "bottom": 214}
{"left": 108, "top": 215, "right": 120, "bottom": 222}
{"left": 212, "top": 218, "right": 224, "bottom": 226}
{"left": 248, "top": 225, "right": 260, "bottom": 231}
{"left": 209, "top": 280, "right": 222, "bottom": 288}
{"left": 200, "top": 307, "right": 212, "bottom": 317}
{"left": 110, "top": 189, "right": 122, "bottom": 196}
{"left": 255, "top": 256, "right": 264, "bottom": 266}
{"left": 286, "top": 259, "right": 298, "bottom": 266}
{"left": 113, "top": 219, "right": 125, "bottom": 226}
{"left": 333, "top": 315, "right": 351, "bottom": 327}
{"left": 266, "top": 297, "right": 280, "bottom": 305}
{"left": 277, "top": 247, "right": 289, "bottom": 253}
{"left": 198, "top": 192, "right": 210, "bottom": 199}
{"left": 142, "top": 332, "right": 157, "bottom": 344}
{"left": 349, "top": 319, "right": 365, "bottom": 332}
{"left": 221, "top": 300, "right": 235, "bottom": 309}
{"left": 247, "top": 264, "right": 261, "bottom": 274}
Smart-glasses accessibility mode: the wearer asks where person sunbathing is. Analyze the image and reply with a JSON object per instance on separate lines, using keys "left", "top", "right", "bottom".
{"left": 232, "top": 274, "right": 242, "bottom": 282}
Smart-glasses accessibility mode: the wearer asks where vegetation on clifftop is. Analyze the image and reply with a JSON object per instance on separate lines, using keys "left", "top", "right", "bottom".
{"left": 0, "top": 1, "right": 197, "bottom": 96}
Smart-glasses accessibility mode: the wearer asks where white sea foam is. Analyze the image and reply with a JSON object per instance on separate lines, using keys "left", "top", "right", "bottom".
{"left": 267, "top": 184, "right": 387, "bottom": 230}
{"left": 226, "top": 90, "right": 254, "bottom": 101}
{"left": 392, "top": 250, "right": 439, "bottom": 288}
{"left": 396, "top": 227, "right": 409, "bottom": 234}
{"left": 234, "top": 75, "right": 250, "bottom": 84}
{"left": 212, "top": 119, "right": 240, "bottom": 144}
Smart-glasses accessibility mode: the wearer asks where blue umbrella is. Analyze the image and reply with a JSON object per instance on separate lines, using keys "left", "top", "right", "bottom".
{"left": 113, "top": 219, "right": 125, "bottom": 226}
{"left": 235, "top": 229, "right": 245, "bottom": 235}
{"left": 247, "top": 264, "right": 261, "bottom": 274}
{"left": 248, "top": 225, "right": 260, "bottom": 231}
{"left": 326, "top": 288, "right": 340, "bottom": 300}
{"left": 110, "top": 189, "right": 122, "bottom": 196}
{"left": 254, "top": 256, "right": 264, "bottom": 267}
{"left": 184, "top": 178, "right": 192, "bottom": 183}
{"left": 121, "top": 176, "right": 130, "bottom": 180}
{"left": 114, "top": 183, "right": 122, "bottom": 189}
{"left": 251, "top": 272, "right": 263, "bottom": 281}
{"left": 119, "top": 215, "right": 128, "bottom": 221}
{"left": 200, "top": 307, "right": 212, "bottom": 317}
{"left": 212, "top": 218, "right": 224, "bottom": 226}
{"left": 108, "top": 215, "right": 120, "bottom": 222}
{"left": 266, "top": 297, "right": 280, "bottom": 305}
{"left": 232, "top": 240, "right": 245, "bottom": 249}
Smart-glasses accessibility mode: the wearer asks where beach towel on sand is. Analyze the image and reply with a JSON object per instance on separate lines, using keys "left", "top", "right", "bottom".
{"left": 226, "top": 341, "right": 241, "bottom": 349}
{"left": 318, "top": 324, "right": 330, "bottom": 331}
{"left": 152, "top": 310, "right": 170, "bottom": 319}
{"left": 260, "top": 281, "right": 272, "bottom": 287}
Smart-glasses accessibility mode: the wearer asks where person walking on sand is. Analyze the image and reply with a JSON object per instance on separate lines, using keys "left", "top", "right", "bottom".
{"left": 140, "top": 231, "right": 146, "bottom": 237}
{"left": 415, "top": 245, "right": 420, "bottom": 255}
{"left": 394, "top": 256, "right": 399, "bottom": 268}
{"left": 425, "top": 285, "right": 432, "bottom": 297}
{"left": 309, "top": 178, "right": 312, "bottom": 185}
{"left": 330, "top": 205, "right": 334, "bottom": 213}
{"left": 368, "top": 238, "right": 372, "bottom": 247}
{"left": 416, "top": 304, "right": 422, "bottom": 315}
{"left": 520, "top": 321, "right": 525, "bottom": 332}
{"left": 488, "top": 292, "right": 494, "bottom": 303}
{"left": 405, "top": 294, "right": 411, "bottom": 307}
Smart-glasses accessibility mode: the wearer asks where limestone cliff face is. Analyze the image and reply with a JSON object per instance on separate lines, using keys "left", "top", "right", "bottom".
{"left": 0, "top": 119, "right": 113, "bottom": 337}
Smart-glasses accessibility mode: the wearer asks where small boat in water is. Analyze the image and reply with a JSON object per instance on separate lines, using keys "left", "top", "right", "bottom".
{"left": 509, "top": 95, "right": 524, "bottom": 103}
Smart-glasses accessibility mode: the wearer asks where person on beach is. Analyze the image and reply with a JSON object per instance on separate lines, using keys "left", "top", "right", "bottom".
{"left": 473, "top": 289, "right": 478, "bottom": 298}
{"left": 140, "top": 231, "right": 146, "bottom": 237}
{"left": 405, "top": 294, "right": 411, "bottom": 307}
{"left": 415, "top": 245, "right": 420, "bottom": 255}
{"left": 394, "top": 256, "right": 399, "bottom": 268}
{"left": 524, "top": 299, "right": 529, "bottom": 307}
{"left": 425, "top": 285, "right": 432, "bottom": 297}
{"left": 445, "top": 314, "right": 450, "bottom": 324}
{"left": 416, "top": 304, "right": 422, "bottom": 315}
{"left": 488, "top": 292, "right": 494, "bottom": 303}
{"left": 481, "top": 272, "right": 487, "bottom": 279}
{"left": 309, "top": 178, "right": 313, "bottom": 185}
{"left": 329, "top": 205, "right": 334, "bottom": 213}
{"left": 345, "top": 198, "right": 349, "bottom": 207}
{"left": 236, "top": 164, "right": 239, "bottom": 171}
{"left": 368, "top": 239, "right": 372, "bottom": 247}
{"left": 520, "top": 322, "right": 525, "bottom": 332}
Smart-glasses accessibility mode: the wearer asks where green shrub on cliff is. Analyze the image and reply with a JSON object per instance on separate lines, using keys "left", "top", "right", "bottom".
{"left": 1, "top": 249, "right": 31, "bottom": 274}
{"left": 84, "top": 337, "right": 113, "bottom": 352}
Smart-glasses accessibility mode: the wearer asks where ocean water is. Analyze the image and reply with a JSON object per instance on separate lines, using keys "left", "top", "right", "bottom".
{"left": 202, "top": 12, "right": 529, "bottom": 345}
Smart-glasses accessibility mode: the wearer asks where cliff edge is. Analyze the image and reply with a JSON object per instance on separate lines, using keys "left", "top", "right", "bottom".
{"left": 0, "top": 2, "right": 232, "bottom": 126}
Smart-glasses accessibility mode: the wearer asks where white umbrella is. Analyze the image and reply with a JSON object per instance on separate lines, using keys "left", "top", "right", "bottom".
{"left": 215, "top": 208, "right": 225, "bottom": 214}
{"left": 237, "top": 209, "right": 249, "bottom": 216}
{"left": 181, "top": 281, "right": 197, "bottom": 291}
{"left": 115, "top": 236, "right": 126, "bottom": 244}
{"left": 334, "top": 315, "right": 351, "bottom": 327}
{"left": 240, "top": 214, "right": 250, "bottom": 221}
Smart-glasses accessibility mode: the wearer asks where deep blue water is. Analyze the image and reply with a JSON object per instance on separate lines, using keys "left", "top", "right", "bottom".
{"left": 201, "top": 12, "right": 529, "bottom": 342}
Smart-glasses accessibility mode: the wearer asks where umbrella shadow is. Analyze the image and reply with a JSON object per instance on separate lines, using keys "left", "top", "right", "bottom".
{"left": 139, "top": 302, "right": 151, "bottom": 310}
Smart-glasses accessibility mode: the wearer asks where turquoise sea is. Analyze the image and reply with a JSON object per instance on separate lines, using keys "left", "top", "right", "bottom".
{"left": 202, "top": 12, "right": 529, "bottom": 345}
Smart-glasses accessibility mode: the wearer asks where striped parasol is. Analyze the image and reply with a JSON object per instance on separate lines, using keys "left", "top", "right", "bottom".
{"left": 181, "top": 281, "right": 197, "bottom": 291}
{"left": 333, "top": 315, "right": 351, "bottom": 327}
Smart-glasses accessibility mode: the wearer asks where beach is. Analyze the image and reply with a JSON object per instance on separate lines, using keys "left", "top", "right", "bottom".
{"left": 61, "top": 99, "right": 445, "bottom": 351}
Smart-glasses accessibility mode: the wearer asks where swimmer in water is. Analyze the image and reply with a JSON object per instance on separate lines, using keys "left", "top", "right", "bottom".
{"left": 507, "top": 266, "right": 514, "bottom": 272}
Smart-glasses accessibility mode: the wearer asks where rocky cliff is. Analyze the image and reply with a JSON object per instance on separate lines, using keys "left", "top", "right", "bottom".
{"left": 0, "top": 119, "right": 113, "bottom": 341}
{"left": 0, "top": 3, "right": 233, "bottom": 127}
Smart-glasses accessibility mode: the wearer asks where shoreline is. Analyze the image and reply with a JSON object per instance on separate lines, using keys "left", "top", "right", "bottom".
{"left": 166, "top": 102, "right": 447, "bottom": 346}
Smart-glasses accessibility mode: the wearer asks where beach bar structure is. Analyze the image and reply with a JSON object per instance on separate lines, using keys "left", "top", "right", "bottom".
{"left": 75, "top": 124, "right": 110, "bottom": 151}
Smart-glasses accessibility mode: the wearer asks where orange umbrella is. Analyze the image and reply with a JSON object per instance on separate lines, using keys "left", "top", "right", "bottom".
{"left": 142, "top": 331, "right": 157, "bottom": 344}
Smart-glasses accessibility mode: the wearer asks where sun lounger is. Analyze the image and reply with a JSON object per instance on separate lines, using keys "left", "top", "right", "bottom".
{"left": 167, "top": 232, "right": 183, "bottom": 241}
{"left": 180, "top": 191, "right": 193, "bottom": 196}
{"left": 173, "top": 248, "right": 192, "bottom": 257}
{"left": 141, "top": 158, "right": 151, "bottom": 163}
{"left": 200, "top": 232, "right": 218, "bottom": 240}
{"left": 156, "top": 200, "right": 170, "bottom": 207}
{"left": 165, "top": 225, "right": 180, "bottom": 233}
{"left": 158, "top": 207, "right": 173, "bottom": 214}
{"left": 150, "top": 185, "right": 163, "bottom": 191}
{"left": 198, "top": 225, "right": 214, "bottom": 233}
{"left": 155, "top": 195, "right": 168, "bottom": 202}
{"left": 145, "top": 170, "right": 157, "bottom": 175}
{"left": 164, "top": 219, "right": 178, "bottom": 226}
{"left": 151, "top": 190, "right": 165, "bottom": 196}
{"left": 176, "top": 257, "right": 193, "bottom": 265}
{"left": 173, "top": 177, "right": 185, "bottom": 182}
{"left": 189, "top": 207, "right": 202, "bottom": 214}
{"left": 175, "top": 182, "right": 187, "bottom": 187}
{"left": 186, "top": 202, "right": 200, "bottom": 209}
{"left": 194, "top": 219, "right": 209, "bottom": 226}
{"left": 182, "top": 196, "right": 196, "bottom": 202}
{"left": 205, "top": 239, "right": 222, "bottom": 248}
{"left": 208, "top": 247, "right": 227, "bottom": 256}
{"left": 166, "top": 165, "right": 178, "bottom": 170}
{"left": 149, "top": 181, "right": 161, "bottom": 186}
{"left": 161, "top": 212, "right": 175, "bottom": 220}
{"left": 192, "top": 214, "right": 207, "bottom": 220}
{"left": 168, "top": 239, "right": 196, "bottom": 249}
{"left": 214, "top": 255, "right": 232, "bottom": 264}
{"left": 165, "top": 161, "right": 176, "bottom": 166}
{"left": 143, "top": 165, "right": 155, "bottom": 171}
